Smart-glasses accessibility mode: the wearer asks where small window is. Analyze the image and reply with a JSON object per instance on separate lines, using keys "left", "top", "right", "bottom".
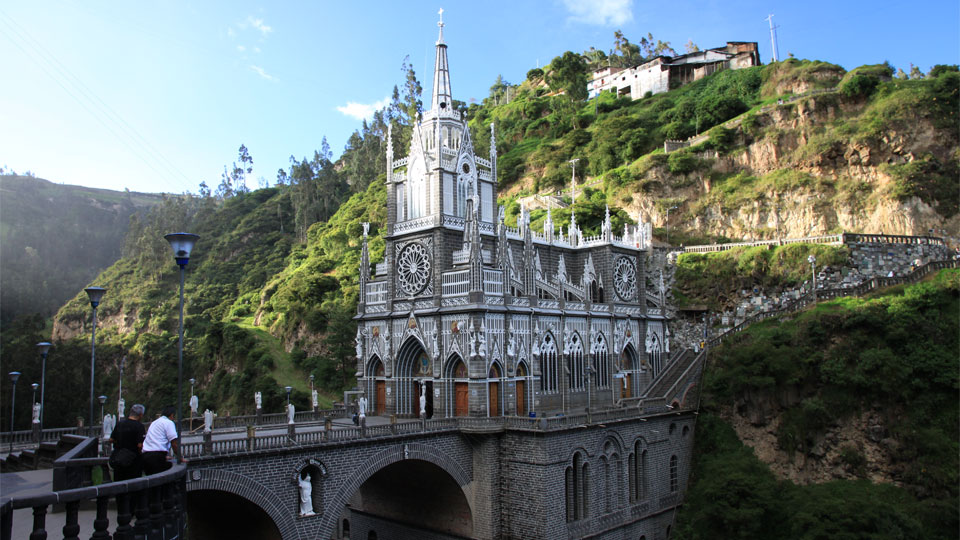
{"left": 462, "top": 163, "right": 470, "bottom": 174}
{"left": 669, "top": 422, "right": 676, "bottom": 435}
{"left": 682, "top": 425, "right": 690, "bottom": 438}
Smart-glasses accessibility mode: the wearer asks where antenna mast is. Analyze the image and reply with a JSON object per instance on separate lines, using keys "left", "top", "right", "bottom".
{"left": 765, "top": 14, "right": 780, "bottom": 62}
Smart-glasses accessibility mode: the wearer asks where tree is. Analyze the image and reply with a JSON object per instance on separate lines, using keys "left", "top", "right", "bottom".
{"left": 489, "top": 74, "right": 511, "bottom": 105}
{"left": 546, "top": 51, "right": 588, "bottom": 101}
{"left": 684, "top": 39, "right": 700, "bottom": 53}
{"left": 401, "top": 56, "right": 423, "bottom": 124}
{"left": 612, "top": 30, "right": 642, "bottom": 67}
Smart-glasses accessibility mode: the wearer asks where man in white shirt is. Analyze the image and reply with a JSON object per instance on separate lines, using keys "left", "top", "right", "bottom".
{"left": 142, "top": 405, "right": 182, "bottom": 474}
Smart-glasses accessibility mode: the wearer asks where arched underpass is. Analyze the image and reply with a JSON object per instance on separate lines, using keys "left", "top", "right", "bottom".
{"left": 187, "top": 489, "right": 282, "bottom": 540}
{"left": 340, "top": 459, "right": 473, "bottom": 539}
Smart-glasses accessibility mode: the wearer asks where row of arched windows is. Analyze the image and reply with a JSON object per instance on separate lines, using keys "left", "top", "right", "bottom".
{"left": 542, "top": 333, "right": 623, "bottom": 394}
{"left": 566, "top": 444, "right": 680, "bottom": 523}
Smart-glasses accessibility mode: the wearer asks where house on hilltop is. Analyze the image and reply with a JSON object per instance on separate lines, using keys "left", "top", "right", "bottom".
{"left": 588, "top": 41, "right": 761, "bottom": 100}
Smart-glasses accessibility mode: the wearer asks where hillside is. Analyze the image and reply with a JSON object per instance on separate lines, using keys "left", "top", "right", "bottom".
{"left": 467, "top": 60, "right": 958, "bottom": 243}
{"left": 675, "top": 269, "right": 959, "bottom": 538}
{"left": 0, "top": 175, "right": 164, "bottom": 323}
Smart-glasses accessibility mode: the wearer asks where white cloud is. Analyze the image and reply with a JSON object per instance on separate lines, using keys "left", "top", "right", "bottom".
{"left": 249, "top": 65, "right": 277, "bottom": 81}
{"left": 237, "top": 45, "right": 246, "bottom": 52}
{"left": 562, "top": 0, "right": 633, "bottom": 26}
{"left": 227, "top": 27, "right": 235, "bottom": 38}
{"left": 253, "top": 47, "right": 261, "bottom": 54}
{"left": 246, "top": 16, "right": 272, "bottom": 36}
{"left": 336, "top": 97, "right": 391, "bottom": 121}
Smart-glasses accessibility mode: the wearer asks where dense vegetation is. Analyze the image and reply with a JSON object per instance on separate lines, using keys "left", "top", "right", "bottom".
{"left": 0, "top": 175, "right": 163, "bottom": 323}
{"left": 673, "top": 243, "right": 849, "bottom": 309}
{"left": 675, "top": 269, "right": 960, "bottom": 538}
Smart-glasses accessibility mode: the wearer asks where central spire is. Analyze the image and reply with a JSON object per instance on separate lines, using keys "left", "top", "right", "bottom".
{"left": 431, "top": 8, "right": 453, "bottom": 112}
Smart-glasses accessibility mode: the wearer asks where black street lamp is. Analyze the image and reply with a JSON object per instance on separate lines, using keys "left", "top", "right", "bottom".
{"left": 165, "top": 232, "right": 199, "bottom": 464}
{"left": 8, "top": 372, "right": 20, "bottom": 452}
{"left": 31, "top": 383, "right": 38, "bottom": 406}
{"left": 36, "top": 342, "right": 51, "bottom": 429}
{"left": 118, "top": 355, "right": 126, "bottom": 417}
{"left": 98, "top": 395, "right": 107, "bottom": 426}
{"left": 808, "top": 254, "right": 817, "bottom": 303}
{"left": 85, "top": 286, "right": 106, "bottom": 433}
{"left": 285, "top": 386, "right": 293, "bottom": 407}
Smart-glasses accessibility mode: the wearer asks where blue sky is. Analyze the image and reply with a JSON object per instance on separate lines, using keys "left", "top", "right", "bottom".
{"left": 1, "top": 0, "right": 957, "bottom": 195}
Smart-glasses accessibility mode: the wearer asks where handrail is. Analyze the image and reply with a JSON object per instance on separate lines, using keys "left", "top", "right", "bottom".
{"left": 1, "top": 460, "right": 187, "bottom": 540}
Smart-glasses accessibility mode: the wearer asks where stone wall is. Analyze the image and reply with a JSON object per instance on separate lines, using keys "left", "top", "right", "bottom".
{"left": 670, "top": 236, "right": 955, "bottom": 349}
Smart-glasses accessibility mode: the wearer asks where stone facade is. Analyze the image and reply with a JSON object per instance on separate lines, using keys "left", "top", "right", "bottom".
{"left": 355, "top": 19, "right": 665, "bottom": 422}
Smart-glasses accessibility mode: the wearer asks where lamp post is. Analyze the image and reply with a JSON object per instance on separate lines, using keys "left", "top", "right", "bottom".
{"left": 118, "top": 355, "right": 126, "bottom": 418}
{"left": 285, "top": 386, "right": 293, "bottom": 407}
{"left": 36, "top": 342, "right": 51, "bottom": 429}
{"left": 31, "top": 383, "right": 38, "bottom": 406}
{"left": 8, "top": 372, "right": 20, "bottom": 452}
{"left": 98, "top": 395, "right": 107, "bottom": 426}
{"left": 309, "top": 374, "right": 314, "bottom": 394}
{"left": 85, "top": 286, "right": 106, "bottom": 434}
{"left": 808, "top": 254, "right": 817, "bottom": 303}
{"left": 165, "top": 232, "right": 200, "bottom": 464}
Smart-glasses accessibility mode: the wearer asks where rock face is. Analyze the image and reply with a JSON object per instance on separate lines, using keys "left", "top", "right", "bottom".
{"left": 622, "top": 91, "right": 958, "bottom": 241}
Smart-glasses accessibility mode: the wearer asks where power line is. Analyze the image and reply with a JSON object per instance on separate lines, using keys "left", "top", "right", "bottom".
{"left": 0, "top": 8, "right": 196, "bottom": 193}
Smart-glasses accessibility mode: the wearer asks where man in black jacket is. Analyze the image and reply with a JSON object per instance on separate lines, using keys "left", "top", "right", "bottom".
{"left": 109, "top": 404, "right": 146, "bottom": 480}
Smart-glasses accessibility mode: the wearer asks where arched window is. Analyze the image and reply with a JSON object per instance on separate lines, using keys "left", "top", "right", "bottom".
{"left": 630, "top": 443, "right": 647, "bottom": 502}
{"left": 593, "top": 334, "right": 609, "bottom": 388}
{"left": 457, "top": 177, "right": 468, "bottom": 217}
{"left": 669, "top": 455, "right": 678, "bottom": 493}
{"left": 541, "top": 334, "right": 558, "bottom": 394}
{"left": 566, "top": 452, "right": 589, "bottom": 522}
{"left": 568, "top": 333, "right": 584, "bottom": 391}
{"left": 649, "top": 333, "right": 662, "bottom": 376}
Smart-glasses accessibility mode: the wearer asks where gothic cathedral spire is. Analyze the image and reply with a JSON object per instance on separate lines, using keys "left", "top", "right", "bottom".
{"left": 431, "top": 9, "right": 453, "bottom": 112}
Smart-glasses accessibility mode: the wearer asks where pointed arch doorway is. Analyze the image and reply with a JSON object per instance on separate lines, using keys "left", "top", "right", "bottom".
{"left": 397, "top": 338, "right": 433, "bottom": 418}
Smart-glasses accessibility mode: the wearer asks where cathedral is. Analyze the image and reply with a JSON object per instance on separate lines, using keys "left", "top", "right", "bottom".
{"left": 355, "top": 16, "right": 668, "bottom": 421}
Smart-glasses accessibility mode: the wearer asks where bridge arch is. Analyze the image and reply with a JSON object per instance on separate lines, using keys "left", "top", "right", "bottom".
{"left": 321, "top": 442, "right": 473, "bottom": 538}
{"left": 186, "top": 467, "right": 295, "bottom": 539}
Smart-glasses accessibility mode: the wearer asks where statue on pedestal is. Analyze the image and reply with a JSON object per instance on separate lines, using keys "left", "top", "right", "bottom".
{"left": 311, "top": 390, "right": 319, "bottom": 409}
{"left": 255, "top": 391, "right": 262, "bottom": 410}
{"left": 287, "top": 403, "right": 295, "bottom": 424}
{"left": 189, "top": 395, "right": 199, "bottom": 416}
{"left": 419, "top": 386, "right": 427, "bottom": 418}
{"left": 32, "top": 403, "right": 41, "bottom": 424}
{"left": 102, "top": 414, "right": 116, "bottom": 440}
{"left": 117, "top": 398, "right": 125, "bottom": 418}
{"left": 357, "top": 396, "right": 368, "bottom": 418}
{"left": 203, "top": 409, "right": 215, "bottom": 432}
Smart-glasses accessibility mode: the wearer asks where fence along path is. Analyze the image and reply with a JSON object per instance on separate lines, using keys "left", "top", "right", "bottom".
{"left": 706, "top": 259, "right": 958, "bottom": 348}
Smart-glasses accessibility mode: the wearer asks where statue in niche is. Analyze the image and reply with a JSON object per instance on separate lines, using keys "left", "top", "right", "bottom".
{"left": 299, "top": 473, "right": 315, "bottom": 516}
{"left": 419, "top": 386, "right": 427, "bottom": 418}
{"left": 355, "top": 328, "right": 363, "bottom": 359}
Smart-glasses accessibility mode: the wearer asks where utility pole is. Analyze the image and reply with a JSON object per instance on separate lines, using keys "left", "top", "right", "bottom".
{"left": 765, "top": 14, "right": 780, "bottom": 63}
{"left": 568, "top": 159, "right": 580, "bottom": 205}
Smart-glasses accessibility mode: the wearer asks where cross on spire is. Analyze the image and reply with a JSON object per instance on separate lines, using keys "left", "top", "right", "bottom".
{"left": 437, "top": 8, "right": 445, "bottom": 44}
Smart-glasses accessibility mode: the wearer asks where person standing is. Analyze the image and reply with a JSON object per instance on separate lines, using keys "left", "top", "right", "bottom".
{"left": 142, "top": 405, "right": 182, "bottom": 474}
{"left": 109, "top": 404, "right": 146, "bottom": 481}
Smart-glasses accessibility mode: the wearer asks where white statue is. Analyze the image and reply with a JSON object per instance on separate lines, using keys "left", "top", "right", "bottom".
{"left": 203, "top": 409, "right": 215, "bottom": 432}
{"left": 357, "top": 396, "right": 368, "bottom": 418}
{"left": 255, "top": 391, "right": 262, "bottom": 410}
{"left": 419, "top": 384, "right": 427, "bottom": 418}
{"left": 298, "top": 473, "right": 315, "bottom": 516}
{"left": 478, "top": 327, "right": 487, "bottom": 359}
{"left": 355, "top": 327, "right": 363, "bottom": 359}
{"left": 102, "top": 414, "right": 115, "bottom": 440}
{"left": 117, "top": 398, "right": 125, "bottom": 418}
{"left": 311, "top": 390, "right": 319, "bottom": 409}
{"left": 287, "top": 403, "right": 295, "bottom": 424}
{"left": 189, "top": 395, "right": 199, "bottom": 415}
{"left": 32, "top": 403, "right": 41, "bottom": 424}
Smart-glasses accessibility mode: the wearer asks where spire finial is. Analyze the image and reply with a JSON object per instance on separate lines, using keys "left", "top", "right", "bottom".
{"left": 437, "top": 8, "right": 445, "bottom": 44}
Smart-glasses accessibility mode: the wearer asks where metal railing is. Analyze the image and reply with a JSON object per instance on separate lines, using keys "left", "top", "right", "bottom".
{"left": 1, "top": 440, "right": 187, "bottom": 540}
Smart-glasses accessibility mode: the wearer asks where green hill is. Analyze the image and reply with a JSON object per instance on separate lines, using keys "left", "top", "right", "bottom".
{"left": 0, "top": 175, "right": 164, "bottom": 323}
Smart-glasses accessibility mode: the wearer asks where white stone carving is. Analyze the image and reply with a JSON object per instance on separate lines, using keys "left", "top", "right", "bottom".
{"left": 614, "top": 256, "right": 637, "bottom": 301}
{"left": 397, "top": 242, "right": 432, "bottom": 296}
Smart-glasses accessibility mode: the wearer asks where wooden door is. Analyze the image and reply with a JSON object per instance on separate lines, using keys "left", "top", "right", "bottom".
{"left": 454, "top": 382, "right": 469, "bottom": 416}
{"left": 375, "top": 381, "right": 386, "bottom": 415}
{"left": 516, "top": 380, "right": 526, "bottom": 416}
{"left": 489, "top": 381, "right": 499, "bottom": 417}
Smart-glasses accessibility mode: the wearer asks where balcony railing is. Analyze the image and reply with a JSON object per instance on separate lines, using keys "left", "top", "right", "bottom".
{"left": 442, "top": 270, "right": 470, "bottom": 297}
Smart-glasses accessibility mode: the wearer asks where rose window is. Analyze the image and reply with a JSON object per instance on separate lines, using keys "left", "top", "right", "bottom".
{"left": 397, "top": 243, "right": 431, "bottom": 296}
{"left": 614, "top": 257, "right": 637, "bottom": 301}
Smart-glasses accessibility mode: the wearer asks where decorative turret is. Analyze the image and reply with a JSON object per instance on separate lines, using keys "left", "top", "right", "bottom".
{"left": 603, "top": 205, "right": 613, "bottom": 242}
{"left": 544, "top": 208, "right": 554, "bottom": 243}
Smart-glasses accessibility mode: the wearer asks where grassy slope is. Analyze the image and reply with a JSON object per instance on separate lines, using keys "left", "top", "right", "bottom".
{"left": 675, "top": 269, "right": 960, "bottom": 539}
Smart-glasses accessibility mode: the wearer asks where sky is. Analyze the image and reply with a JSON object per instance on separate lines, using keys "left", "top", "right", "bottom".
{"left": 1, "top": 0, "right": 958, "bottom": 195}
